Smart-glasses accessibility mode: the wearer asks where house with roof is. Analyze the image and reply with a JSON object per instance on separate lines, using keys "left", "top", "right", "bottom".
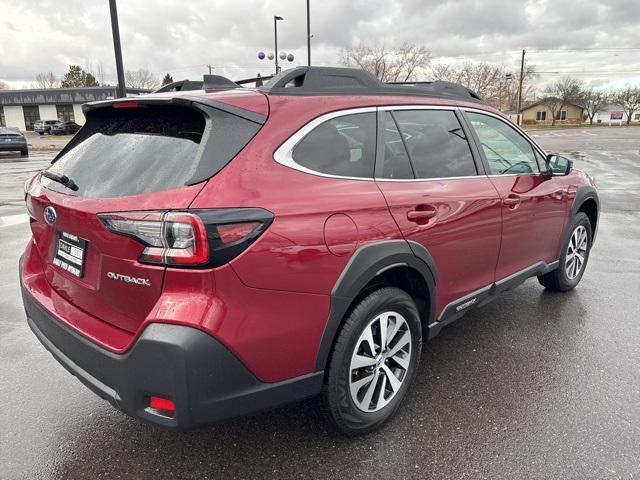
{"left": 520, "top": 99, "right": 585, "bottom": 125}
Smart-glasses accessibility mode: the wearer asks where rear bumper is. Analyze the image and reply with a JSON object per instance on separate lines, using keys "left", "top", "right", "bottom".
{"left": 21, "top": 270, "right": 323, "bottom": 430}
{"left": 0, "top": 143, "right": 26, "bottom": 151}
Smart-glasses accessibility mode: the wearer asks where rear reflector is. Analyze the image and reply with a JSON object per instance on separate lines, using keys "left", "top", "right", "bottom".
{"left": 149, "top": 396, "right": 175, "bottom": 413}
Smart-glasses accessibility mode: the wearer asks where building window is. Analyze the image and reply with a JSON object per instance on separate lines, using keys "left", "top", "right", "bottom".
{"left": 23, "top": 106, "right": 40, "bottom": 131}
{"left": 635, "top": 113, "right": 640, "bottom": 121}
{"left": 536, "top": 111, "right": 547, "bottom": 121}
{"left": 555, "top": 110, "right": 567, "bottom": 121}
{"left": 0, "top": 106, "right": 5, "bottom": 127}
{"left": 56, "top": 104, "right": 74, "bottom": 122}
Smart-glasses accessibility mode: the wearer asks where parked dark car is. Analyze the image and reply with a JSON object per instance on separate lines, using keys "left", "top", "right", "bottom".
{"left": 34, "top": 120, "right": 60, "bottom": 135}
{"left": 0, "top": 127, "right": 28, "bottom": 155}
{"left": 50, "top": 121, "right": 81, "bottom": 135}
{"left": 21, "top": 67, "right": 599, "bottom": 435}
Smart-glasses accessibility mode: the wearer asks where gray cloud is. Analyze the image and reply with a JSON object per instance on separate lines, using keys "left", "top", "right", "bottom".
{"left": 1, "top": 0, "right": 638, "bottom": 89}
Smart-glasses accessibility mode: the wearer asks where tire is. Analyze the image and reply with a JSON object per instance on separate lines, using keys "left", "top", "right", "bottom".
{"left": 20, "top": 149, "right": 28, "bottom": 157}
{"left": 321, "top": 287, "right": 422, "bottom": 436}
{"left": 38, "top": 132, "right": 43, "bottom": 136}
{"left": 538, "top": 212, "right": 592, "bottom": 292}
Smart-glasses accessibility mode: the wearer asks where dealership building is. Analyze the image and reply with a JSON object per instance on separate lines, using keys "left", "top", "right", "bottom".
{"left": 0, "top": 86, "right": 150, "bottom": 131}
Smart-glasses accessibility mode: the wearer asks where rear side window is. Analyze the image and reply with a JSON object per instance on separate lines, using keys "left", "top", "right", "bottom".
{"left": 291, "top": 112, "right": 376, "bottom": 178}
{"left": 43, "top": 103, "right": 261, "bottom": 198}
{"left": 393, "top": 110, "right": 477, "bottom": 179}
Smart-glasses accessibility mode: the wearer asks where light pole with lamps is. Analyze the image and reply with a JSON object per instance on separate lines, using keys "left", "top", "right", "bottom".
{"left": 274, "top": 16, "right": 284, "bottom": 74}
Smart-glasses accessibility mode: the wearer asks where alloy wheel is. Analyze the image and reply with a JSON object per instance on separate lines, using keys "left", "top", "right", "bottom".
{"left": 349, "top": 312, "right": 412, "bottom": 413}
{"left": 566, "top": 225, "right": 588, "bottom": 279}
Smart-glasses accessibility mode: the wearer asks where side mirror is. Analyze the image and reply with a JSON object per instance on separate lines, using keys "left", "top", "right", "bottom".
{"left": 545, "top": 154, "right": 573, "bottom": 176}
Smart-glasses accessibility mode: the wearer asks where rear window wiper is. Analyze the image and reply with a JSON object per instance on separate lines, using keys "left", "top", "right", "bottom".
{"left": 41, "top": 170, "right": 79, "bottom": 191}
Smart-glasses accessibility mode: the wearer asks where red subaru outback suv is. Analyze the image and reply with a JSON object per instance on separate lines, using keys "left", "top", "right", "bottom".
{"left": 20, "top": 67, "right": 599, "bottom": 435}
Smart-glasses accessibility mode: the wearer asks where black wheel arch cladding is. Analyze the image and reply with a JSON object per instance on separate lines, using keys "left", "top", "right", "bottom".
{"left": 314, "top": 240, "right": 437, "bottom": 372}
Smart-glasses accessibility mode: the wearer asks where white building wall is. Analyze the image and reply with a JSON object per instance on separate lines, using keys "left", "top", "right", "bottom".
{"left": 4, "top": 106, "right": 25, "bottom": 131}
{"left": 73, "top": 104, "right": 86, "bottom": 125}
{"left": 38, "top": 104, "right": 58, "bottom": 121}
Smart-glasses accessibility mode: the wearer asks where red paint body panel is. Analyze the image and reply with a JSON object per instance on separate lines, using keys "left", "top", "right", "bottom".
{"left": 488, "top": 174, "right": 569, "bottom": 279}
{"left": 376, "top": 177, "right": 503, "bottom": 317}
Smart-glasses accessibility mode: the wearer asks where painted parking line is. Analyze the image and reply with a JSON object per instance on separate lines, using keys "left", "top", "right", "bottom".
{"left": 0, "top": 213, "right": 29, "bottom": 228}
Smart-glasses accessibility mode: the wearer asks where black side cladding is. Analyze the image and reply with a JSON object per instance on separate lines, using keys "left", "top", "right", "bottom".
{"left": 314, "top": 240, "right": 437, "bottom": 371}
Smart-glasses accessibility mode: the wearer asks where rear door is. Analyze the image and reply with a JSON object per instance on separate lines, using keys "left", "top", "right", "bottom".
{"left": 26, "top": 98, "right": 265, "bottom": 334}
{"left": 463, "top": 110, "right": 567, "bottom": 280}
{"left": 374, "top": 107, "right": 502, "bottom": 320}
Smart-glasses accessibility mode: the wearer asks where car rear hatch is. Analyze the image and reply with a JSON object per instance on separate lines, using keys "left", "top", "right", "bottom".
{"left": 25, "top": 92, "right": 267, "bottom": 339}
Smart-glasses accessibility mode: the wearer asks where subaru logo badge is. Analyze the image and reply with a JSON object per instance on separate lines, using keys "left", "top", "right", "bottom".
{"left": 44, "top": 206, "right": 57, "bottom": 225}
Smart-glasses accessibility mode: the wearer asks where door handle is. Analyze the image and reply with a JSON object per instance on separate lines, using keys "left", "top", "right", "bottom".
{"left": 407, "top": 205, "right": 437, "bottom": 223}
{"left": 502, "top": 195, "right": 521, "bottom": 208}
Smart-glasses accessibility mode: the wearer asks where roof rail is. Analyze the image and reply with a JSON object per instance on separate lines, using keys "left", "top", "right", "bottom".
{"left": 257, "top": 66, "right": 485, "bottom": 103}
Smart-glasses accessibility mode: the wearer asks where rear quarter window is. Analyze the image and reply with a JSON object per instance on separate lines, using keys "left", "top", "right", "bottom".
{"left": 291, "top": 112, "right": 376, "bottom": 179}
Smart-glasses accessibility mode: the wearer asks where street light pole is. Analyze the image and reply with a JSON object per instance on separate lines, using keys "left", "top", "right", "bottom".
{"left": 306, "top": 0, "right": 311, "bottom": 66}
{"left": 516, "top": 49, "right": 526, "bottom": 126}
{"left": 108, "top": 0, "right": 126, "bottom": 98}
{"left": 274, "top": 16, "right": 284, "bottom": 75}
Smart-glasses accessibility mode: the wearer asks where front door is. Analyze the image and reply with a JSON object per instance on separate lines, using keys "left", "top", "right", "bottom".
{"left": 375, "top": 108, "right": 502, "bottom": 320}
{"left": 463, "top": 111, "right": 567, "bottom": 280}
{"left": 23, "top": 105, "right": 40, "bottom": 131}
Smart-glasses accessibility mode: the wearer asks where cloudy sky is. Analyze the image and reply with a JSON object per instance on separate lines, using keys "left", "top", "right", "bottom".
{"left": 1, "top": 0, "right": 639, "bottom": 91}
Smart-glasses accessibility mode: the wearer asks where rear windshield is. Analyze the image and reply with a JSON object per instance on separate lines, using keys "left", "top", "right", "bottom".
{"left": 43, "top": 103, "right": 261, "bottom": 198}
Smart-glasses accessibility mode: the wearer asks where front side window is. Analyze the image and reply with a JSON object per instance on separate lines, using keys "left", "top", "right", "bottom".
{"left": 393, "top": 110, "right": 477, "bottom": 179}
{"left": 292, "top": 112, "right": 376, "bottom": 178}
{"left": 466, "top": 112, "right": 539, "bottom": 175}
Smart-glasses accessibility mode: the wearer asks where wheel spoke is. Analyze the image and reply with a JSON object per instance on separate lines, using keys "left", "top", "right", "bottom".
{"left": 361, "top": 370, "right": 379, "bottom": 410}
{"left": 381, "top": 364, "right": 402, "bottom": 393}
{"left": 351, "top": 354, "right": 376, "bottom": 370}
{"left": 390, "top": 351, "right": 410, "bottom": 370}
{"left": 386, "top": 330, "right": 410, "bottom": 358}
{"left": 386, "top": 316, "right": 402, "bottom": 346}
{"left": 350, "top": 373, "right": 375, "bottom": 398}
{"left": 362, "top": 324, "right": 377, "bottom": 356}
{"left": 375, "top": 372, "right": 387, "bottom": 409}
{"left": 378, "top": 314, "right": 388, "bottom": 350}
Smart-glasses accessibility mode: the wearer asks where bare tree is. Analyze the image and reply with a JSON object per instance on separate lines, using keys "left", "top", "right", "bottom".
{"left": 34, "top": 72, "right": 59, "bottom": 89}
{"left": 613, "top": 86, "right": 640, "bottom": 125}
{"left": 125, "top": 69, "right": 160, "bottom": 89}
{"left": 340, "top": 43, "right": 431, "bottom": 82}
{"left": 542, "top": 77, "right": 583, "bottom": 126}
{"left": 0, "top": 80, "right": 7, "bottom": 90}
{"left": 430, "top": 61, "right": 537, "bottom": 110}
{"left": 85, "top": 61, "right": 106, "bottom": 86}
{"left": 582, "top": 88, "right": 609, "bottom": 126}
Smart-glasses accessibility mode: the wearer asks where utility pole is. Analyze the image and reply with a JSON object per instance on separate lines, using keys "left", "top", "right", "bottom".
{"left": 516, "top": 49, "right": 526, "bottom": 126}
{"left": 274, "top": 16, "right": 284, "bottom": 74}
{"left": 108, "top": 0, "right": 126, "bottom": 98}
{"left": 306, "top": 0, "right": 311, "bottom": 66}
{"left": 208, "top": 65, "right": 213, "bottom": 74}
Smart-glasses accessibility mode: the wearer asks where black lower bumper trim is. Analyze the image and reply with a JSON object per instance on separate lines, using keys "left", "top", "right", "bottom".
{"left": 22, "top": 284, "right": 323, "bottom": 430}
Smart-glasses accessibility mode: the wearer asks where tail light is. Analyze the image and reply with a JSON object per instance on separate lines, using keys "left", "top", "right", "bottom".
{"left": 98, "top": 208, "right": 273, "bottom": 268}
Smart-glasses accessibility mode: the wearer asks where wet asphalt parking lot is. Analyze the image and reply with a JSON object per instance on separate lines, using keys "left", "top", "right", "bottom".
{"left": 1, "top": 127, "right": 639, "bottom": 479}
